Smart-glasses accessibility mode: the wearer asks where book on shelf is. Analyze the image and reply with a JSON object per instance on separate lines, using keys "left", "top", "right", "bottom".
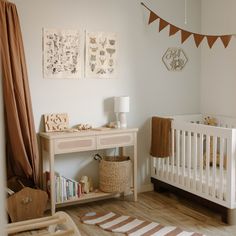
{"left": 44, "top": 171, "right": 82, "bottom": 203}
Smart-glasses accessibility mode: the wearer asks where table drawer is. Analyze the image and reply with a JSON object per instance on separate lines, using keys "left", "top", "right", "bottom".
{"left": 97, "top": 133, "right": 134, "bottom": 149}
{"left": 54, "top": 136, "right": 96, "bottom": 154}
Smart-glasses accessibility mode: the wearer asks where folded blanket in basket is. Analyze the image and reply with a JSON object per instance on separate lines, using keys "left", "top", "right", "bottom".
{"left": 150, "top": 116, "right": 172, "bottom": 158}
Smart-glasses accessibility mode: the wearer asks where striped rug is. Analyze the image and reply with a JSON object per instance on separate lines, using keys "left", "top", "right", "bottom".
{"left": 81, "top": 212, "right": 205, "bottom": 236}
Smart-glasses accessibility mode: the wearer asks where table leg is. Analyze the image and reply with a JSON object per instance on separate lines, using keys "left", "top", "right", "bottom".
{"left": 133, "top": 132, "right": 138, "bottom": 201}
{"left": 49, "top": 142, "right": 56, "bottom": 215}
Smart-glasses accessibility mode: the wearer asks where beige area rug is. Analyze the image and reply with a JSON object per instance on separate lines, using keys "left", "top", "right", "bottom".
{"left": 81, "top": 212, "right": 205, "bottom": 236}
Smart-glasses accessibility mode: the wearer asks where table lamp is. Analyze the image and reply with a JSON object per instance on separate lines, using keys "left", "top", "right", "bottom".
{"left": 114, "top": 96, "right": 130, "bottom": 128}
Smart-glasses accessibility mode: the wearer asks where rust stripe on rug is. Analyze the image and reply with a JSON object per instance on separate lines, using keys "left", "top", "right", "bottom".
{"left": 81, "top": 212, "right": 205, "bottom": 236}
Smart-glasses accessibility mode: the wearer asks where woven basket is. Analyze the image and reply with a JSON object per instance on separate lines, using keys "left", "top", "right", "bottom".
{"left": 99, "top": 156, "right": 131, "bottom": 193}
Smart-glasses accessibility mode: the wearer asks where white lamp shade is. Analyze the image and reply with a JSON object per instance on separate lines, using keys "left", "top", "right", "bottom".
{"left": 114, "top": 96, "right": 130, "bottom": 113}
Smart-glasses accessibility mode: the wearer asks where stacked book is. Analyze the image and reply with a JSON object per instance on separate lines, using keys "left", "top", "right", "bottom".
{"left": 45, "top": 172, "right": 82, "bottom": 203}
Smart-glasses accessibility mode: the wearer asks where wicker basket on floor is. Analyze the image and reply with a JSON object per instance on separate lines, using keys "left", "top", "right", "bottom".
{"left": 99, "top": 156, "right": 131, "bottom": 193}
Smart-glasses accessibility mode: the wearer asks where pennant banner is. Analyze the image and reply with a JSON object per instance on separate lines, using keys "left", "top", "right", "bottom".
{"left": 141, "top": 2, "right": 235, "bottom": 49}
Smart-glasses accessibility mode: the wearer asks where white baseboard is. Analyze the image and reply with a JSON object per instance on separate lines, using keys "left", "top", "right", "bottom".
{"left": 138, "top": 183, "right": 154, "bottom": 193}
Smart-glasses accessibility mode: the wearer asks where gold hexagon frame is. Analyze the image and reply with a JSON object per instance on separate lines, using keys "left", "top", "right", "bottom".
{"left": 162, "top": 48, "right": 188, "bottom": 71}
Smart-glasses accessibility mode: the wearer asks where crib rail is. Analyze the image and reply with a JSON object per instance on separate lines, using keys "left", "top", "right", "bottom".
{"left": 151, "top": 119, "right": 236, "bottom": 209}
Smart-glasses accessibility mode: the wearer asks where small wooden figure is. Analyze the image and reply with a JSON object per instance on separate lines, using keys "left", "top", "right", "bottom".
{"left": 80, "top": 176, "right": 90, "bottom": 194}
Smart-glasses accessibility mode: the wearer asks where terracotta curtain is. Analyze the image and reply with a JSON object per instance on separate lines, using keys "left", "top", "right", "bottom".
{"left": 0, "top": 0, "right": 39, "bottom": 185}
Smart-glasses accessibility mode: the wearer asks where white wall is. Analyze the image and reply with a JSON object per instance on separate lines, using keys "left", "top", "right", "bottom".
{"left": 0, "top": 60, "right": 6, "bottom": 234}
{"left": 201, "top": 0, "right": 236, "bottom": 117}
{"left": 12, "top": 0, "right": 201, "bottom": 191}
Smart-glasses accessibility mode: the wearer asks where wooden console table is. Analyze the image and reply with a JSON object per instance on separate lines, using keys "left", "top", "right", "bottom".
{"left": 39, "top": 128, "right": 138, "bottom": 215}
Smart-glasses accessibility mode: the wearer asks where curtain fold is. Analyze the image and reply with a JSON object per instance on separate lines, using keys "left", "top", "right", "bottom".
{"left": 0, "top": 0, "right": 39, "bottom": 185}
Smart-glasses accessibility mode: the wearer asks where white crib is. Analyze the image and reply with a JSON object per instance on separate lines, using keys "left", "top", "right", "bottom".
{"left": 151, "top": 114, "right": 236, "bottom": 223}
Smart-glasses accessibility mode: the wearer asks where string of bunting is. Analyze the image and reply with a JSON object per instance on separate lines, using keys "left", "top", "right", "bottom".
{"left": 141, "top": 2, "right": 235, "bottom": 49}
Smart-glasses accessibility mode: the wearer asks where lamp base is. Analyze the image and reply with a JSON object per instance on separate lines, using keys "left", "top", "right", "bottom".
{"left": 119, "top": 112, "right": 127, "bottom": 128}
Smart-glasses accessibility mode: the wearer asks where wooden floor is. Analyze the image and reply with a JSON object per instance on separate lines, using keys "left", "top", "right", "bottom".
{"left": 61, "top": 191, "right": 236, "bottom": 236}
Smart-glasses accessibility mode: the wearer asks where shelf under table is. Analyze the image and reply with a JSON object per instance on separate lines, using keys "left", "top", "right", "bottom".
{"left": 55, "top": 191, "right": 119, "bottom": 208}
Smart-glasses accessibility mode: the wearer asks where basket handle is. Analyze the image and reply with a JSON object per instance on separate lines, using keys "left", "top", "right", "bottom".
{"left": 94, "top": 153, "right": 102, "bottom": 161}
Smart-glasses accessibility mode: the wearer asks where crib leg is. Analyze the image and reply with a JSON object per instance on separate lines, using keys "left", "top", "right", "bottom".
{"left": 222, "top": 208, "right": 236, "bottom": 225}
{"left": 152, "top": 178, "right": 167, "bottom": 193}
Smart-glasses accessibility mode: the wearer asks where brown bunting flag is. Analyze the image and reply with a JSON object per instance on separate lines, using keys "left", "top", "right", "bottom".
{"left": 159, "top": 19, "right": 169, "bottom": 32}
{"left": 220, "top": 35, "right": 232, "bottom": 48}
{"left": 169, "top": 25, "right": 180, "bottom": 36}
{"left": 181, "top": 30, "right": 192, "bottom": 43}
{"left": 148, "top": 11, "right": 159, "bottom": 25}
{"left": 207, "top": 36, "right": 219, "bottom": 48}
{"left": 193, "top": 34, "right": 205, "bottom": 47}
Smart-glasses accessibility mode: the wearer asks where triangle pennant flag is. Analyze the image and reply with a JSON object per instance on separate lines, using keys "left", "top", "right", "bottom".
{"left": 207, "top": 36, "right": 219, "bottom": 48}
{"left": 220, "top": 35, "right": 232, "bottom": 48}
{"left": 159, "top": 19, "right": 169, "bottom": 32}
{"left": 181, "top": 30, "right": 192, "bottom": 43}
{"left": 193, "top": 34, "right": 205, "bottom": 47}
{"left": 169, "top": 25, "right": 180, "bottom": 36}
{"left": 148, "top": 11, "right": 159, "bottom": 25}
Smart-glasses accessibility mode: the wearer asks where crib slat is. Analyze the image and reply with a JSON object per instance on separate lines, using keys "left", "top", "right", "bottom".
{"left": 187, "top": 131, "right": 191, "bottom": 189}
{"left": 167, "top": 155, "right": 170, "bottom": 181}
{"left": 176, "top": 130, "right": 180, "bottom": 184}
{"left": 161, "top": 157, "right": 165, "bottom": 179}
{"left": 152, "top": 157, "right": 157, "bottom": 177}
{"left": 157, "top": 158, "right": 161, "bottom": 178}
{"left": 219, "top": 138, "right": 224, "bottom": 201}
{"left": 164, "top": 157, "right": 168, "bottom": 179}
{"left": 199, "top": 134, "right": 204, "bottom": 193}
{"left": 193, "top": 133, "right": 198, "bottom": 191}
{"left": 212, "top": 136, "right": 217, "bottom": 198}
{"left": 171, "top": 129, "right": 175, "bottom": 183}
{"left": 206, "top": 135, "right": 210, "bottom": 196}
{"left": 181, "top": 131, "right": 186, "bottom": 186}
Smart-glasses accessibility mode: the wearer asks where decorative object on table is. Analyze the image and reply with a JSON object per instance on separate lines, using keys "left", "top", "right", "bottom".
{"left": 77, "top": 123, "right": 92, "bottom": 131}
{"left": 141, "top": 2, "right": 234, "bottom": 49}
{"left": 162, "top": 48, "right": 188, "bottom": 71}
{"left": 81, "top": 211, "right": 205, "bottom": 236}
{"left": 114, "top": 96, "right": 130, "bottom": 128}
{"left": 94, "top": 154, "right": 131, "bottom": 193}
{"left": 65, "top": 128, "right": 79, "bottom": 133}
{"left": 106, "top": 121, "right": 117, "bottom": 128}
{"left": 43, "top": 28, "right": 81, "bottom": 79}
{"left": 85, "top": 31, "right": 117, "bottom": 78}
{"left": 44, "top": 113, "right": 69, "bottom": 132}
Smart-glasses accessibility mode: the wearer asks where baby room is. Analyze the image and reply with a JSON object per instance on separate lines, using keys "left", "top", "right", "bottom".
{"left": 1, "top": 0, "right": 236, "bottom": 235}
